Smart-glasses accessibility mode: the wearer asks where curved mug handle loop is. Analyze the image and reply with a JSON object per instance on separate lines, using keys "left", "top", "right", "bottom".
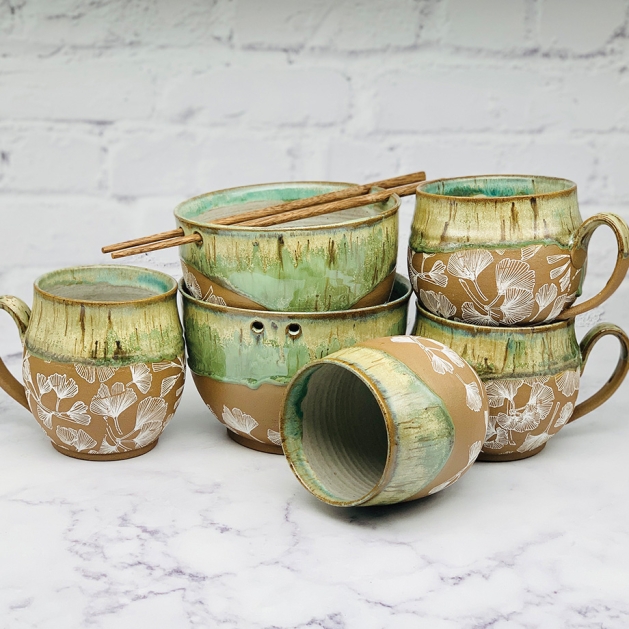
{"left": 0, "top": 296, "right": 32, "bottom": 410}
{"left": 569, "top": 322, "right": 629, "bottom": 423}
{"left": 558, "top": 213, "right": 629, "bottom": 320}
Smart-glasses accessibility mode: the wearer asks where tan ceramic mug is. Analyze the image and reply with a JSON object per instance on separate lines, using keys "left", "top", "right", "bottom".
{"left": 413, "top": 302, "right": 629, "bottom": 461}
{"left": 0, "top": 265, "right": 185, "bottom": 460}
{"left": 409, "top": 175, "right": 629, "bottom": 326}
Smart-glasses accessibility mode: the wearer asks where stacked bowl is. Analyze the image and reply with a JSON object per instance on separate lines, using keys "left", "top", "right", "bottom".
{"left": 176, "top": 182, "right": 411, "bottom": 453}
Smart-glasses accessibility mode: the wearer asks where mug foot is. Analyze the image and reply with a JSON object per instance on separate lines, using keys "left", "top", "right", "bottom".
{"left": 51, "top": 439, "right": 158, "bottom": 461}
{"left": 477, "top": 443, "right": 546, "bottom": 462}
{"left": 227, "top": 429, "right": 283, "bottom": 455}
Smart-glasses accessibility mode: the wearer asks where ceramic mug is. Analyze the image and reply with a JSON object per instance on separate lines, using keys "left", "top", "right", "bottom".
{"left": 409, "top": 175, "right": 629, "bottom": 326}
{"left": 0, "top": 266, "right": 185, "bottom": 460}
{"left": 176, "top": 181, "right": 399, "bottom": 312}
{"left": 181, "top": 275, "right": 411, "bottom": 455}
{"left": 280, "top": 336, "right": 489, "bottom": 506}
{"left": 412, "top": 302, "right": 629, "bottom": 461}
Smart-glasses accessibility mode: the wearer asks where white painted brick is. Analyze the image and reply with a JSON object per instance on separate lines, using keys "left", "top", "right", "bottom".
{"left": 0, "top": 59, "right": 154, "bottom": 121}
{"left": 324, "top": 139, "right": 399, "bottom": 183}
{"left": 444, "top": 0, "right": 529, "bottom": 50}
{"left": 161, "top": 68, "right": 350, "bottom": 127}
{"left": 598, "top": 143, "right": 629, "bottom": 201}
{"left": 557, "top": 71, "right": 629, "bottom": 131}
{"left": 234, "top": 0, "right": 331, "bottom": 50}
{"left": 109, "top": 131, "right": 203, "bottom": 198}
{"left": 375, "top": 68, "right": 559, "bottom": 132}
{"left": 308, "top": 1, "right": 420, "bottom": 51}
{"left": 0, "top": 128, "right": 103, "bottom": 193}
{"left": 539, "top": 0, "right": 627, "bottom": 54}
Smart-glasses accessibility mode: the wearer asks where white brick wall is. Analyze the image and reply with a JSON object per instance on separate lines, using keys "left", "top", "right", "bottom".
{"left": 1, "top": 0, "right": 628, "bottom": 342}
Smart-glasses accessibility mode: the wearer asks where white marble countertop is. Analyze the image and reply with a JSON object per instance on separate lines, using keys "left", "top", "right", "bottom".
{"left": 1, "top": 315, "right": 628, "bottom": 628}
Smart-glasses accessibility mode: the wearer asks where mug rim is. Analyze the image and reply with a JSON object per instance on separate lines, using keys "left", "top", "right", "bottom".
{"left": 414, "top": 299, "right": 573, "bottom": 334}
{"left": 34, "top": 265, "right": 178, "bottom": 306}
{"left": 179, "top": 273, "right": 412, "bottom": 319}
{"left": 416, "top": 174, "right": 577, "bottom": 202}
{"left": 174, "top": 180, "right": 400, "bottom": 233}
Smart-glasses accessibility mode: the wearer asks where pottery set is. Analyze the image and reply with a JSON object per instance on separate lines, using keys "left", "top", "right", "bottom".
{"left": 0, "top": 266, "right": 185, "bottom": 460}
{"left": 0, "top": 171, "right": 627, "bottom": 510}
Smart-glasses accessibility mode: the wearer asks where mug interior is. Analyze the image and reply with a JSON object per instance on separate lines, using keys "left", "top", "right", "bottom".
{"left": 419, "top": 175, "right": 575, "bottom": 199}
{"left": 175, "top": 182, "right": 397, "bottom": 229}
{"left": 36, "top": 265, "right": 177, "bottom": 304}
{"left": 283, "top": 362, "right": 389, "bottom": 505}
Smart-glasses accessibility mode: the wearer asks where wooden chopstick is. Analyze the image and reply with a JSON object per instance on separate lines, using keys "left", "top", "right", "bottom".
{"left": 212, "top": 171, "right": 426, "bottom": 226}
{"left": 110, "top": 233, "right": 202, "bottom": 259}
{"left": 239, "top": 181, "right": 420, "bottom": 228}
{"left": 102, "top": 228, "right": 185, "bottom": 254}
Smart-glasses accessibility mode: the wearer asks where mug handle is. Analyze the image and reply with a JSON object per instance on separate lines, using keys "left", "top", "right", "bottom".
{"left": 569, "top": 322, "right": 629, "bottom": 423}
{"left": 0, "top": 296, "right": 31, "bottom": 410}
{"left": 558, "top": 213, "right": 629, "bottom": 320}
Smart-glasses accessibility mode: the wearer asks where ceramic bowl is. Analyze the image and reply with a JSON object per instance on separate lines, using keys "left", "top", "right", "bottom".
{"left": 181, "top": 274, "right": 411, "bottom": 454}
{"left": 175, "top": 181, "right": 399, "bottom": 312}
{"left": 280, "top": 335, "right": 489, "bottom": 506}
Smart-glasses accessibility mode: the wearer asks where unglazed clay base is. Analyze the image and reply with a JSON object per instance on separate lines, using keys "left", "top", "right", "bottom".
{"left": 52, "top": 439, "right": 158, "bottom": 461}
{"left": 477, "top": 443, "right": 547, "bottom": 462}
{"left": 227, "top": 430, "right": 283, "bottom": 455}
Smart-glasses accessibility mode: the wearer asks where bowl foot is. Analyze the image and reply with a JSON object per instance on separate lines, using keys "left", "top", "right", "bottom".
{"left": 51, "top": 439, "right": 158, "bottom": 461}
{"left": 477, "top": 443, "right": 546, "bottom": 462}
{"left": 227, "top": 429, "right": 283, "bottom": 455}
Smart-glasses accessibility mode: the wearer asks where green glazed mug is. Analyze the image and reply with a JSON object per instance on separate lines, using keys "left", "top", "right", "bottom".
{"left": 0, "top": 265, "right": 185, "bottom": 460}
{"left": 409, "top": 175, "right": 629, "bottom": 326}
{"left": 412, "top": 302, "right": 629, "bottom": 461}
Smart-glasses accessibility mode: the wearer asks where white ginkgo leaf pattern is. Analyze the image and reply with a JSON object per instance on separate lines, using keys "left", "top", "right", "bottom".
{"left": 134, "top": 420, "right": 163, "bottom": 448}
{"left": 521, "top": 245, "right": 542, "bottom": 261}
{"left": 495, "top": 258, "right": 536, "bottom": 295}
{"left": 66, "top": 401, "right": 91, "bottom": 425}
{"left": 74, "top": 364, "right": 117, "bottom": 384}
{"left": 447, "top": 249, "right": 494, "bottom": 281}
{"left": 535, "top": 283, "right": 558, "bottom": 311}
{"left": 130, "top": 363, "right": 152, "bottom": 394}
{"left": 135, "top": 397, "right": 168, "bottom": 430}
{"left": 555, "top": 370, "right": 580, "bottom": 397}
{"left": 390, "top": 336, "right": 415, "bottom": 344}
{"left": 549, "top": 261, "right": 570, "bottom": 280}
{"left": 160, "top": 374, "right": 180, "bottom": 398}
{"left": 48, "top": 374, "right": 79, "bottom": 399}
{"left": 464, "top": 382, "right": 484, "bottom": 412}
{"left": 37, "top": 373, "right": 52, "bottom": 395}
{"left": 267, "top": 429, "right": 282, "bottom": 446}
{"left": 439, "top": 345, "right": 466, "bottom": 368}
{"left": 554, "top": 402, "right": 574, "bottom": 428}
{"left": 559, "top": 268, "right": 572, "bottom": 292}
{"left": 222, "top": 406, "right": 259, "bottom": 438}
{"left": 419, "top": 289, "right": 456, "bottom": 319}
{"left": 517, "top": 431, "right": 551, "bottom": 453}
{"left": 485, "top": 379, "right": 523, "bottom": 407}
{"left": 544, "top": 292, "right": 576, "bottom": 322}
{"left": 182, "top": 265, "right": 203, "bottom": 300}
{"left": 428, "top": 352, "right": 454, "bottom": 375}
{"left": 90, "top": 382, "right": 137, "bottom": 420}
{"left": 204, "top": 285, "right": 227, "bottom": 306}
{"left": 36, "top": 404, "right": 53, "bottom": 429}
{"left": 56, "top": 426, "right": 97, "bottom": 452}
{"left": 22, "top": 354, "right": 32, "bottom": 386}
{"left": 547, "top": 254, "right": 570, "bottom": 265}
{"left": 499, "top": 288, "right": 534, "bottom": 325}
{"left": 410, "top": 251, "right": 449, "bottom": 289}
{"left": 461, "top": 301, "right": 498, "bottom": 326}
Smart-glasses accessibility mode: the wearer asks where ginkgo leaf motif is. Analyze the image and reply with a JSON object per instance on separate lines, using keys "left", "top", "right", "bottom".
{"left": 390, "top": 336, "right": 416, "bottom": 344}
{"left": 98, "top": 437, "right": 120, "bottom": 454}
{"left": 56, "top": 426, "right": 97, "bottom": 452}
{"left": 74, "top": 364, "right": 117, "bottom": 384}
{"left": 22, "top": 355, "right": 32, "bottom": 386}
{"left": 66, "top": 401, "right": 91, "bottom": 425}
{"left": 37, "top": 373, "right": 52, "bottom": 395}
{"left": 461, "top": 302, "right": 498, "bottom": 326}
{"left": 559, "top": 268, "right": 572, "bottom": 292}
{"left": 464, "top": 382, "right": 484, "bottom": 411}
{"left": 204, "top": 285, "right": 227, "bottom": 306}
{"left": 497, "top": 382, "right": 555, "bottom": 432}
{"left": 555, "top": 370, "right": 580, "bottom": 397}
{"left": 48, "top": 373, "right": 79, "bottom": 399}
{"left": 495, "top": 249, "right": 506, "bottom": 255}
{"left": 439, "top": 345, "right": 466, "bottom": 368}
{"left": 267, "top": 429, "right": 282, "bottom": 446}
{"left": 485, "top": 379, "right": 524, "bottom": 407}
{"left": 90, "top": 382, "right": 137, "bottom": 420}
{"left": 152, "top": 357, "right": 185, "bottom": 373}
{"left": 483, "top": 426, "right": 514, "bottom": 449}
{"left": 547, "top": 254, "right": 570, "bottom": 265}
{"left": 135, "top": 397, "right": 167, "bottom": 431}
{"left": 427, "top": 350, "right": 454, "bottom": 375}
{"left": 447, "top": 249, "right": 494, "bottom": 281}
{"left": 222, "top": 406, "right": 259, "bottom": 437}
{"left": 130, "top": 363, "right": 152, "bottom": 394}
{"left": 36, "top": 404, "right": 53, "bottom": 429}
{"left": 182, "top": 265, "right": 203, "bottom": 300}
{"left": 535, "top": 283, "right": 558, "bottom": 311}
{"left": 521, "top": 245, "right": 542, "bottom": 261}
{"left": 160, "top": 374, "right": 180, "bottom": 398}
{"left": 517, "top": 431, "right": 551, "bottom": 453}
{"left": 419, "top": 289, "right": 456, "bottom": 319}
{"left": 495, "top": 258, "right": 535, "bottom": 295}
{"left": 411, "top": 252, "right": 449, "bottom": 288}
{"left": 133, "top": 420, "right": 163, "bottom": 448}
{"left": 544, "top": 292, "right": 576, "bottom": 322}
{"left": 499, "top": 288, "right": 534, "bottom": 325}
{"left": 550, "top": 261, "right": 570, "bottom": 280}
{"left": 554, "top": 402, "right": 574, "bottom": 428}
{"left": 468, "top": 440, "right": 483, "bottom": 464}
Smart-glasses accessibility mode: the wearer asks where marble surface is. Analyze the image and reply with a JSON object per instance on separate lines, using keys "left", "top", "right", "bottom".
{"left": 0, "top": 260, "right": 628, "bottom": 628}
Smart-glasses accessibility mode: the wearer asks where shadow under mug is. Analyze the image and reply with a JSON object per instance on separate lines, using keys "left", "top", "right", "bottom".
{"left": 0, "top": 265, "right": 185, "bottom": 461}
{"left": 412, "top": 302, "right": 629, "bottom": 461}
{"left": 409, "top": 175, "right": 629, "bottom": 326}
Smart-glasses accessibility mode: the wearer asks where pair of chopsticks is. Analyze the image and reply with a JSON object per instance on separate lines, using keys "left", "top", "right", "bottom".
{"left": 102, "top": 170, "right": 426, "bottom": 259}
